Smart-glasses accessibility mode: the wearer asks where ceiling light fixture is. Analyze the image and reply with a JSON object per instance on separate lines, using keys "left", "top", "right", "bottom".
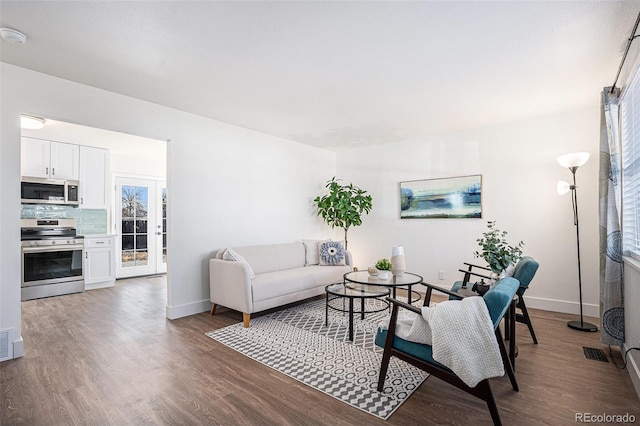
{"left": 21, "top": 115, "right": 47, "bottom": 130}
{"left": 0, "top": 28, "right": 27, "bottom": 44}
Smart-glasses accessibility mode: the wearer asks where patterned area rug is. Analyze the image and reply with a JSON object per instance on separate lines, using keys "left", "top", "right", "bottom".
{"left": 206, "top": 298, "right": 428, "bottom": 420}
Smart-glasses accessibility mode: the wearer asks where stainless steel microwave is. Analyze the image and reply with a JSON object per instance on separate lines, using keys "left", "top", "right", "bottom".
{"left": 21, "top": 178, "right": 79, "bottom": 206}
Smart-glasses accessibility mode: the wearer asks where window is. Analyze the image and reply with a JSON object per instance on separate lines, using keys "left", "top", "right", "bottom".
{"left": 621, "top": 65, "right": 640, "bottom": 260}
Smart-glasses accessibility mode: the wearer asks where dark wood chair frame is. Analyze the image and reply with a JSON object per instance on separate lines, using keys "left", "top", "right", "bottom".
{"left": 456, "top": 262, "right": 538, "bottom": 344}
{"left": 378, "top": 282, "right": 518, "bottom": 426}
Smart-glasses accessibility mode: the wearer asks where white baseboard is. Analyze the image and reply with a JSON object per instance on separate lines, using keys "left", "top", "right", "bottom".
{"left": 85, "top": 281, "right": 115, "bottom": 291}
{"left": 166, "top": 299, "right": 211, "bottom": 320}
{"left": 623, "top": 343, "right": 640, "bottom": 399}
{"left": 524, "top": 295, "right": 599, "bottom": 318}
{"left": 13, "top": 335, "right": 24, "bottom": 359}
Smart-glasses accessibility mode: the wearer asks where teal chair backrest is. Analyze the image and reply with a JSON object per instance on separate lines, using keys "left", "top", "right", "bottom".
{"left": 483, "top": 277, "right": 519, "bottom": 329}
{"left": 512, "top": 256, "right": 539, "bottom": 289}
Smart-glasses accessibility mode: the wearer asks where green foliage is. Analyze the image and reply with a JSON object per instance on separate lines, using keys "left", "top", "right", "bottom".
{"left": 474, "top": 221, "right": 524, "bottom": 273}
{"left": 375, "top": 258, "right": 393, "bottom": 271}
{"left": 313, "top": 177, "right": 373, "bottom": 248}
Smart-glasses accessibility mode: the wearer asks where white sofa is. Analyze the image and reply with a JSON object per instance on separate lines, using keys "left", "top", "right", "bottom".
{"left": 209, "top": 241, "right": 352, "bottom": 327}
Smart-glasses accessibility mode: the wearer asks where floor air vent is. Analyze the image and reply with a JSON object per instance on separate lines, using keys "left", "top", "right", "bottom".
{"left": 583, "top": 346, "right": 608, "bottom": 362}
{"left": 0, "top": 329, "right": 14, "bottom": 362}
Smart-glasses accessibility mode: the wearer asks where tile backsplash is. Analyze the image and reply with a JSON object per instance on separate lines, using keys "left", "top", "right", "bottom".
{"left": 21, "top": 204, "right": 108, "bottom": 235}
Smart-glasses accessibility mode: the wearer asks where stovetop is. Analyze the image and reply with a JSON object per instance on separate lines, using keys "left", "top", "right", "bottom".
{"left": 20, "top": 218, "right": 83, "bottom": 243}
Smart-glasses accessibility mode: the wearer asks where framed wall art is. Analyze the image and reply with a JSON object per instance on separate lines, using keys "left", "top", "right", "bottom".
{"left": 400, "top": 175, "right": 482, "bottom": 219}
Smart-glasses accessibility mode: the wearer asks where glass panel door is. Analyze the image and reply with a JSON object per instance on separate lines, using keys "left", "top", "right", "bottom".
{"left": 156, "top": 184, "right": 167, "bottom": 274}
{"left": 121, "top": 184, "right": 149, "bottom": 268}
{"left": 115, "top": 177, "right": 165, "bottom": 278}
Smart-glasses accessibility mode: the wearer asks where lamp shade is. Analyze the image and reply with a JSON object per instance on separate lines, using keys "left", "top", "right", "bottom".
{"left": 20, "top": 115, "right": 46, "bottom": 130}
{"left": 557, "top": 152, "right": 589, "bottom": 169}
{"left": 557, "top": 180, "right": 571, "bottom": 195}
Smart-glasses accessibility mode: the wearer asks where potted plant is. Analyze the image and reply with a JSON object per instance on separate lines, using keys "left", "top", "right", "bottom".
{"left": 375, "top": 258, "right": 393, "bottom": 280}
{"left": 314, "top": 177, "right": 373, "bottom": 250}
{"left": 474, "top": 221, "right": 524, "bottom": 275}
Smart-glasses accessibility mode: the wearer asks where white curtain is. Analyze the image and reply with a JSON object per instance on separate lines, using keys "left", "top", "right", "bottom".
{"left": 599, "top": 87, "right": 624, "bottom": 346}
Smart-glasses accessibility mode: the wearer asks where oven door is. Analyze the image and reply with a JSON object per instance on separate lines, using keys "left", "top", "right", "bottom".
{"left": 21, "top": 244, "right": 84, "bottom": 287}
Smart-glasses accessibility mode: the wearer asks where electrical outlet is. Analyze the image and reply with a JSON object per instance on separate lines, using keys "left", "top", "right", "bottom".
{"left": 438, "top": 270, "right": 445, "bottom": 280}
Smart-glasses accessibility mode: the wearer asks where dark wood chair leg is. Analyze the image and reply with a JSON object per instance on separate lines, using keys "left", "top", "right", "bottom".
{"left": 423, "top": 286, "right": 433, "bottom": 307}
{"left": 496, "top": 328, "right": 518, "bottom": 391}
{"left": 518, "top": 296, "right": 538, "bottom": 344}
{"left": 377, "top": 348, "right": 392, "bottom": 392}
{"left": 477, "top": 380, "right": 502, "bottom": 426}
{"left": 378, "top": 299, "right": 401, "bottom": 392}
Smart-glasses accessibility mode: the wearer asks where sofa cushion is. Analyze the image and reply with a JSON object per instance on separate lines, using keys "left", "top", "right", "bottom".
{"left": 303, "top": 239, "right": 329, "bottom": 266}
{"left": 233, "top": 242, "right": 305, "bottom": 275}
{"left": 252, "top": 264, "right": 350, "bottom": 302}
{"left": 318, "top": 240, "right": 346, "bottom": 266}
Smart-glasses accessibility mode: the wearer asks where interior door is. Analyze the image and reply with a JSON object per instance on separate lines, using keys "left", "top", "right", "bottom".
{"left": 115, "top": 177, "right": 166, "bottom": 278}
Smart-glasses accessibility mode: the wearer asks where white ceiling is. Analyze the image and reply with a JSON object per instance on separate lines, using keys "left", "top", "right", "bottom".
{"left": 1, "top": 1, "right": 639, "bottom": 150}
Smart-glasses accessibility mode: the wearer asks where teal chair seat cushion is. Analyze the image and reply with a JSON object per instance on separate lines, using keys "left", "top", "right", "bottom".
{"left": 375, "top": 328, "right": 452, "bottom": 373}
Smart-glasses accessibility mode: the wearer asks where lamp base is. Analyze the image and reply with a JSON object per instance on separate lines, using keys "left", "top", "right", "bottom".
{"left": 567, "top": 320, "right": 598, "bottom": 332}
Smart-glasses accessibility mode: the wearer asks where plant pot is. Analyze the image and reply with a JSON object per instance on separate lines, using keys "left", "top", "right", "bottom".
{"left": 472, "top": 282, "right": 490, "bottom": 296}
{"left": 378, "top": 270, "right": 391, "bottom": 280}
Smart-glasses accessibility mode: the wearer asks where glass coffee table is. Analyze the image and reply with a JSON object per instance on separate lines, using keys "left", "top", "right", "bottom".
{"left": 325, "top": 283, "right": 390, "bottom": 341}
{"left": 343, "top": 270, "right": 423, "bottom": 304}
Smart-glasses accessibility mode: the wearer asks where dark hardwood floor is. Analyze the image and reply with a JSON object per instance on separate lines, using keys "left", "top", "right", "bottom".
{"left": 1, "top": 276, "right": 639, "bottom": 425}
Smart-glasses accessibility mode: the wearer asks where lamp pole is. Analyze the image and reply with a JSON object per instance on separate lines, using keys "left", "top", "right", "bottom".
{"left": 566, "top": 166, "right": 597, "bottom": 332}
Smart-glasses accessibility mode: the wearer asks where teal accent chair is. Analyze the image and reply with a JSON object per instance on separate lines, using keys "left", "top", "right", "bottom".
{"left": 450, "top": 256, "right": 540, "bottom": 344}
{"left": 376, "top": 277, "right": 520, "bottom": 426}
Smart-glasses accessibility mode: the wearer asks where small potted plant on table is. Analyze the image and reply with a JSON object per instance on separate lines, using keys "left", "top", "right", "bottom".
{"left": 375, "top": 258, "right": 393, "bottom": 280}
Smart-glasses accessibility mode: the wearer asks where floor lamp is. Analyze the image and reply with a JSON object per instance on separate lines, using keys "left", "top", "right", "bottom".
{"left": 557, "top": 152, "right": 598, "bottom": 332}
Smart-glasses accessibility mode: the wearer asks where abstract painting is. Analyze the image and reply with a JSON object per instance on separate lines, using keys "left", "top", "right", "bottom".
{"left": 400, "top": 175, "right": 482, "bottom": 219}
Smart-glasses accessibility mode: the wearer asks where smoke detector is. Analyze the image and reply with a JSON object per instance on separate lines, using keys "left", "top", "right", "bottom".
{"left": 0, "top": 28, "right": 27, "bottom": 44}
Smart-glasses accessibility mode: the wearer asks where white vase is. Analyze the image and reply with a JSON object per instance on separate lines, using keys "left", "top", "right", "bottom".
{"left": 378, "top": 270, "right": 391, "bottom": 280}
{"left": 391, "top": 245, "right": 406, "bottom": 277}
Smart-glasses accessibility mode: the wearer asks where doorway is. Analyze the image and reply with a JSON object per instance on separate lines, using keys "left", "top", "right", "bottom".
{"left": 115, "top": 177, "right": 167, "bottom": 278}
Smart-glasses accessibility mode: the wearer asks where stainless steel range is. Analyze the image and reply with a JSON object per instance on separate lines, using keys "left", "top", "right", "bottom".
{"left": 21, "top": 218, "right": 85, "bottom": 301}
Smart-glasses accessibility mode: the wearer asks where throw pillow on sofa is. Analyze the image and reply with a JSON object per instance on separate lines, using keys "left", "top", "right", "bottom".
{"left": 318, "top": 241, "right": 346, "bottom": 266}
{"left": 222, "top": 248, "right": 256, "bottom": 279}
{"left": 303, "top": 239, "right": 329, "bottom": 266}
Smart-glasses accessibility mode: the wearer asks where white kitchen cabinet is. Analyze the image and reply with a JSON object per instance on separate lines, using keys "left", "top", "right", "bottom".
{"left": 21, "top": 137, "right": 79, "bottom": 180}
{"left": 79, "top": 146, "right": 110, "bottom": 209}
{"left": 84, "top": 236, "right": 116, "bottom": 290}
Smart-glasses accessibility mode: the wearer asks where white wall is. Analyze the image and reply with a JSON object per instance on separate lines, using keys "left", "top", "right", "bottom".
{"left": 1, "top": 63, "right": 335, "bottom": 358}
{"left": 337, "top": 106, "right": 601, "bottom": 316}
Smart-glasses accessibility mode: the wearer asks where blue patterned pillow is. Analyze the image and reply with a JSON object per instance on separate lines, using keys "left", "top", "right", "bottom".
{"left": 318, "top": 241, "right": 346, "bottom": 266}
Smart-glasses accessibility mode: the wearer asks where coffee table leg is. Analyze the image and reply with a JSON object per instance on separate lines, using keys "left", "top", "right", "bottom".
{"left": 408, "top": 285, "right": 413, "bottom": 304}
{"left": 361, "top": 297, "right": 365, "bottom": 320}
{"left": 325, "top": 292, "right": 329, "bottom": 326}
{"left": 349, "top": 298, "right": 354, "bottom": 341}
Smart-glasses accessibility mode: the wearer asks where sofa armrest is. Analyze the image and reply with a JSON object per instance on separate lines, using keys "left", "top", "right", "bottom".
{"left": 345, "top": 250, "right": 353, "bottom": 268}
{"left": 209, "top": 258, "right": 254, "bottom": 314}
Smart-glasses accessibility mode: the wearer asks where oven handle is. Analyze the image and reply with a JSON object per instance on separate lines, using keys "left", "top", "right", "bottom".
{"left": 22, "top": 245, "right": 84, "bottom": 253}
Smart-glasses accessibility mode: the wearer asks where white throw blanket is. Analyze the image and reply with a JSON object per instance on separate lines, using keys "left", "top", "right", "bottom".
{"left": 379, "top": 297, "right": 504, "bottom": 387}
